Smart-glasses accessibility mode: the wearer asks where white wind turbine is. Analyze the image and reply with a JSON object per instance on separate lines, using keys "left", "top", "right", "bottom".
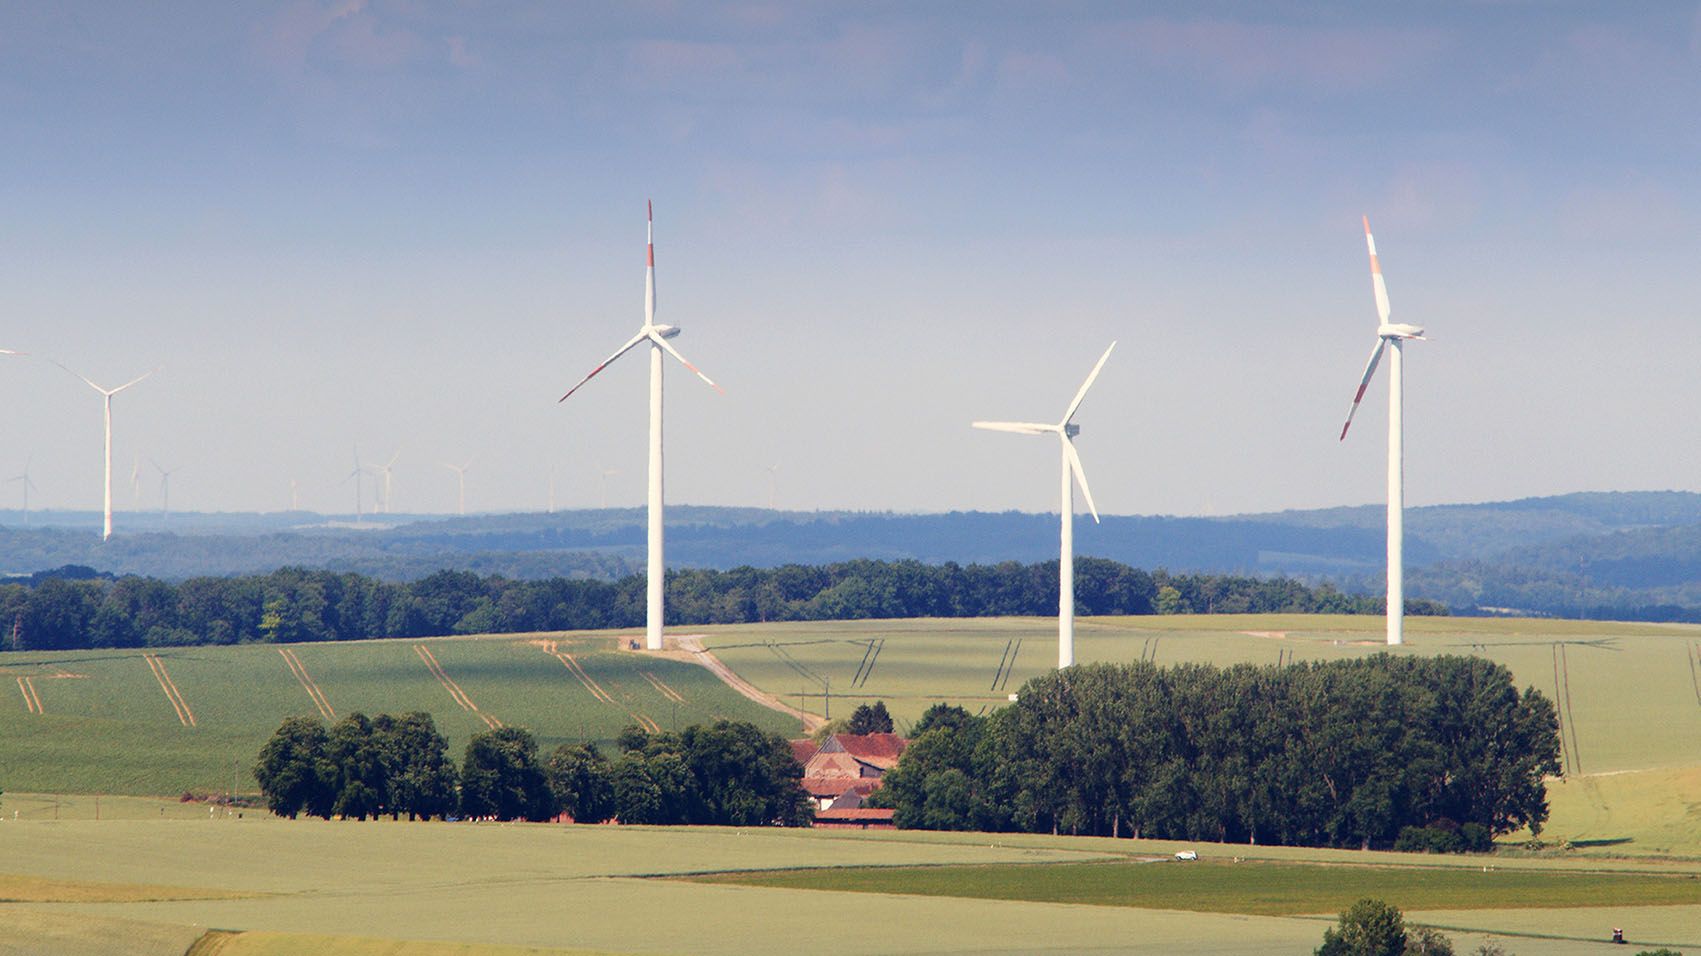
{"left": 1339, "top": 216, "right": 1426, "bottom": 647}
{"left": 973, "top": 342, "right": 1116, "bottom": 669}
{"left": 373, "top": 449, "right": 400, "bottom": 513}
{"left": 441, "top": 457, "right": 474, "bottom": 516}
{"left": 7, "top": 457, "right": 37, "bottom": 524}
{"left": 596, "top": 463, "right": 620, "bottom": 509}
{"left": 343, "top": 448, "right": 369, "bottom": 523}
{"left": 149, "top": 457, "right": 183, "bottom": 519}
{"left": 52, "top": 361, "right": 157, "bottom": 541}
{"left": 559, "top": 201, "right": 723, "bottom": 651}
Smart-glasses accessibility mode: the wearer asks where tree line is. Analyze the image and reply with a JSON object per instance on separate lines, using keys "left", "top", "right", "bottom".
{"left": 254, "top": 712, "right": 812, "bottom": 827}
{"left": 1, "top": 560, "right": 1444, "bottom": 651}
{"left": 871, "top": 655, "right": 1558, "bottom": 850}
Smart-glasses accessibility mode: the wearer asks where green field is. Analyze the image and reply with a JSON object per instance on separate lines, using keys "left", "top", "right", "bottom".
{"left": 6, "top": 614, "right": 1701, "bottom": 953}
{"left": 0, "top": 632, "right": 794, "bottom": 794}
{"left": 3, "top": 819, "right": 1700, "bottom": 955}
{"left": 688, "top": 857, "right": 1701, "bottom": 914}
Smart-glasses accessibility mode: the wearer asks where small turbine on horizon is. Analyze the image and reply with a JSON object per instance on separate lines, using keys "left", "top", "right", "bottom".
{"left": 558, "top": 201, "right": 723, "bottom": 651}
{"left": 52, "top": 361, "right": 158, "bottom": 541}
{"left": 441, "top": 457, "right": 474, "bottom": 516}
{"left": 1338, "top": 217, "right": 1426, "bottom": 647}
{"left": 372, "top": 449, "right": 401, "bottom": 514}
{"left": 6, "top": 457, "right": 38, "bottom": 524}
{"left": 149, "top": 456, "right": 183, "bottom": 519}
{"left": 973, "top": 342, "right": 1115, "bottom": 670}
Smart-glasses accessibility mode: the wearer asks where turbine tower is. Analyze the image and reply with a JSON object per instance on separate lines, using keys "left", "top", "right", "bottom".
{"left": 6, "top": 458, "right": 37, "bottom": 524}
{"left": 441, "top": 457, "right": 474, "bottom": 516}
{"left": 373, "top": 449, "right": 400, "bottom": 513}
{"left": 1339, "top": 217, "right": 1426, "bottom": 646}
{"left": 973, "top": 342, "right": 1115, "bottom": 669}
{"left": 596, "top": 463, "right": 620, "bottom": 509}
{"left": 559, "top": 201, "right": 723, "bottom": 651}
{"left": 53, "top": 362, "right": 157, "bottom": 541}
{"left": 149, "top": 457, "right": 182, "bottom": 519}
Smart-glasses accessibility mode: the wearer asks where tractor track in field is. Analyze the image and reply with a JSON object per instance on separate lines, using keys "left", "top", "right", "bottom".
{"left": 278, "top": 647, "right": 336, "bottom": 720}
{"left": 16, "top": 675, "right": 42, "bottom": 714}
{"left": 540, "top": 640, "right": 661, "bottom": 732}
{"left": 143, "top": 653, "right": 196, "bottom": 727}
{"left": 414, "top": 644, "right": 501, "bottom": 729}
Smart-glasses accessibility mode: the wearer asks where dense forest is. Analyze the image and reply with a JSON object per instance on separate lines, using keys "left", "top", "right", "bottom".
{"left": 872, "top": 656, "right": 1559, "bottom": 850}
{"left": 0, "top": 560, "right": 1444, "bottom": 652}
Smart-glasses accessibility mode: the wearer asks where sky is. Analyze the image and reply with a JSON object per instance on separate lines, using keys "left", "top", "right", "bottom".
{"left": 1, "top": 2, "right": 1699, "bottom": 519}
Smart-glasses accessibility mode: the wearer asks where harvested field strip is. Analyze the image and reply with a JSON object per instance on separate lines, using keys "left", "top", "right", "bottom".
{"left": 278, "top": 647, "right": 335, "bottom": 720}
{"left": 689, "top": 859, "right": 1701, "bottom": 917}
{"left": 143, "top": 653, "right": 196, "bottom": 727}
{"left": 16, "top": 675, "right": 42, "bottom": 714}
{"left": 0, "top": 873, "right": 253, "bottom": 903}
{"left": 413, "top": 644, "right": 500, "bottom": 729}
{"left": 642, "top": 670, "right": 685, "bottom": 703}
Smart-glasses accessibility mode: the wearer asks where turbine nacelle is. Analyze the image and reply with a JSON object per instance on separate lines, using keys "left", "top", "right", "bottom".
{"left": 650, "top": 324, "right": 682, "bottom": 340}
{"left": 1378, "top": 323, "right": 1424, "bottom": 340}
{"left": 1063, "top": 423, "right": 1080, "bottom": 438}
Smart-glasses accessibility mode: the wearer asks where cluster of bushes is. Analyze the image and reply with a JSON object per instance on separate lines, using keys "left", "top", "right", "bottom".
{"left": 2, "top": 559, "right": 1444, "bottom": 652}
{"left": 872, "top": 655, "right": 1560, "bottom": 850}
{"left": 253, "top": 713, "right": 812, "bottom": 827}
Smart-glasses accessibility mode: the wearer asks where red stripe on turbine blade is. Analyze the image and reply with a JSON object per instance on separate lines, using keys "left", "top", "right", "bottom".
{"left": 1362, "top": 215, "right": 1371, "bottom": 234}
{"left": 648, "top": 199, "right": 652, "bottom": 221}
{"left": 1352, "top": 383, "right": 1368, "bottom": 403}
{"left": 648, "top": 244, "right": 654, "bottom": 267}
{"left": 1369, "top": 254, "right": 1381, "bottom": 275}
{"left": 1340, "top": 421, "right": 1352, "bottom": 441}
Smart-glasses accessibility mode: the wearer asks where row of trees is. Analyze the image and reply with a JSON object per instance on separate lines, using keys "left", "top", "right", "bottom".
{"left": 3, "top": 560, "right": 1444, "bottom": 652}
{"left": 253, "top": 712, "right": 812, "bottom": 827}
{"left": 872, "top": 655, "right": 1559, "bottom": 849}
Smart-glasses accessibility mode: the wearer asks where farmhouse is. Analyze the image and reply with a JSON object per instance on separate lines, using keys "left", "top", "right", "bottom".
{"left": 793, "top": 732, "right": 907, "bottom": 828}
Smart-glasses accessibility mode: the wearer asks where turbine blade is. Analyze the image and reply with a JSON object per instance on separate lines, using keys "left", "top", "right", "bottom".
{"left": 111, "top": 366, "right": 159, "bottom": 394}
{"left": 1363, "top": 216, "right": 1391, "bottom": 325}
{"left": 1062, "top": 342, "right": 1116, "bottom": 425}
{"left": 45, "top": 357, "right": 104, "bottom": 393}
{"left": 1063, "top": 437, "right": 1100, "bottom": 523}
{"left": 651, "top": 332, "right": 723, "bottom": 393}
{"left": 0, "top": 348, "right": 24, "bottom": 355}
{"left": 559, "top": 329, "right": 649, "bottom": 402}
{"left": 1339, "top": 338, "right": 1388, "bottom": 441}
{"left": 971, "top": 421, "right": 1054, "bottom": 435}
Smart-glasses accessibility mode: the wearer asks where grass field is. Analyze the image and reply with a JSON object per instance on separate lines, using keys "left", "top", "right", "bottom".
{"left": 0, "top": 632, "right": 793, "bottom": 795}
{"left": 688, "top": 857, "right": 1701, "bottom": 915}
{"left": 4, "top": 818, "right": 1700, "bottom": 955}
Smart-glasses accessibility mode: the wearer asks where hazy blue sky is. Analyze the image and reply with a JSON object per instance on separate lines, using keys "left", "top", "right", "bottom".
{"left": 2, "top": 2, "right": 1699, "bottom": 519}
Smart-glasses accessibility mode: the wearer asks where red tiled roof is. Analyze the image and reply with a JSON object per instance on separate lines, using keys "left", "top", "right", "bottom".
{"left": 801, "top": 777, "right": 880, "bottom": 798}
{"left": 826, "top": 733, "right": 907, "bottom": 768}
{"left": 789, "top": 739, "right": 819, "bottom": 766}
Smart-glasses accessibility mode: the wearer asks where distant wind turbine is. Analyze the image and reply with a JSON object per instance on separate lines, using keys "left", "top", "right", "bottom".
{"left": 766, "top": 463, "right": 780, "bottom": 510}
{"left": 149, "top": 457, "right": 183, "bottom": 519}
{"left": 596, "top": 463, "right": 620, "bottom": 509}
{"left": 130, "top": 455, "right": 142, "bottom": 509}
{"left": 373, "top": 449, "right": 400, "bottom": 513}
{"left": 973, "top": 342, "right": 1115, "bottom": 669}
{"left": 343, "top": 448, "right": 368, "bottom": 523}
{"left": 52, "top": 361, "right": 158, "bottom": 541}
{"left": 441, "top": 457, "right": 474, "bottom": 516}
{"left": 290, "top": 477, "right": 301, "bottom": 512}
{"left": 559, "top": 201, "right": 723, "bottom": 651}
{"left": 1338, "top": 217, "right": 1426, "bottom": 647}
{"left": 6, "top": 458, "right": 37, "bottom": 524}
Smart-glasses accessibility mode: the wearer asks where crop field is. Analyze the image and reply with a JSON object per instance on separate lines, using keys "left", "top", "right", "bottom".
{"left": 697, "top": 614, "right": 1701, "bottom": 771}
{"left": 0, "top": 632, "right": 792, "bottom": 795}
{"left": 5, "top": 817, "right": 1701, "bottom": 955}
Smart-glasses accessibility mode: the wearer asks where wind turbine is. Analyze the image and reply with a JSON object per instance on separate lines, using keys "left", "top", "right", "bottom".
{"left": 343, "top": 448, "right": 368, "bottom": 523}
{"left": 973, "top": 342, "right": 1115, "bottom": 669}
{"left": 441, "top": 457, "right": 474, "bottom": 516}
{"left": 6, "top": 458, "right": 37, "bottom": 524}
{"left": 130, "top": 455, "right": 142, "bottom": 509}
{"left": 289, "top": 477, "right": 301, "bottom": 512}
{"left": 596, "top": 463, "right": 620, "bottom": 509}
{"left": 372, "top": 449, "right": 400, "bottom": 513}
{"left": 52, "top": 361, "right": 158, "bottom": 541}
{"left": 559, "top": 201, "right": 723, "bottom": 651}
{"left": 149, "top": 457, "right": 183, "bottom": 519}
{"left": 1339, "top": 216, "right": 1426, "bottom": 647}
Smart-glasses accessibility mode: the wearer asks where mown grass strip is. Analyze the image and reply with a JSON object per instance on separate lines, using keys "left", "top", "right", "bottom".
{"left": 0, "top": 873, "right": 255, "bottom": 903}
{"left": 685, "top": 859, "right": 1701, "bottom": 916}
{"left": 183, "top": 929, "right": 628, "bottom": 956}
